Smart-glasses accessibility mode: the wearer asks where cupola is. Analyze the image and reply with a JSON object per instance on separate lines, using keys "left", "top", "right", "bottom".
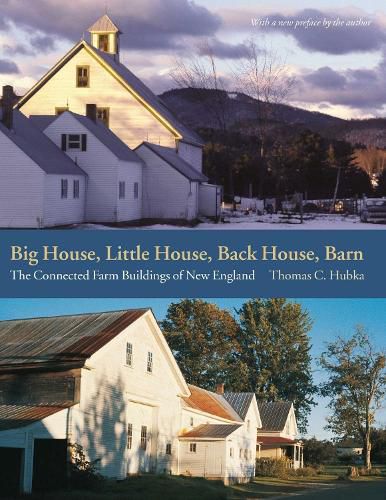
{"left": 88, "top": 14, "right": 121, "bottom": 61}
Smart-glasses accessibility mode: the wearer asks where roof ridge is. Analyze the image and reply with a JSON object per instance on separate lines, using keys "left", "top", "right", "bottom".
{"left": 0, "top": 308, "right": 150, "bottom": 323}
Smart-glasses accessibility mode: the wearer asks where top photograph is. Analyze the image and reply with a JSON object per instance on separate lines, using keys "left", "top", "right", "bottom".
{"left": 1, "top": 1, "right": 386, "bottom": 230}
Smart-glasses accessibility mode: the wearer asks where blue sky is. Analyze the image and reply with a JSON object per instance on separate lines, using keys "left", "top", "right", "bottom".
{"left": 1, "top": 1, "right": 386, "bottom": 118}
{"left": 0, "top": 298, "right": 384, "bottom": 439}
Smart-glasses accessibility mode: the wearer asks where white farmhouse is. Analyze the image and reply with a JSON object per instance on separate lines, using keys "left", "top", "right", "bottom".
{"left": 0, "top": 309, "right": 260, "bottom": 495}
{"left": 0, "top": 13, "right": 222, "bottom": 227}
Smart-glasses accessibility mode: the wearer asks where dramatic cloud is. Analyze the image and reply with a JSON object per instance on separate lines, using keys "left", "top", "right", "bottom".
{"left": 197, "top": 38, "right": 249, "bottom": 60}
{"left": 30, "top": 34, "right": 56, "bottom": 53}
{"left": 0, "top": 0, "right": 221, "bottom": 51}
{"left": 2, "top": 43, "right": 34, "bottom": 56}
{"left": 303, "top": 67, "right": 347, "bottom": 90}
{"left": 0, "top": 59, "right": 20, "bottom": 74}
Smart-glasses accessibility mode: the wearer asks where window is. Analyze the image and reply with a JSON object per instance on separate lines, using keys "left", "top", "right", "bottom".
{"left": 147, "top": 351, "right": 153, "bottom": 373}
{"left": 230, "top": 447, "right": 234, "bottom": 458}
{"left": 239, "top": 449, "right": 243, "bottom": 459}
{"left": 68, "top": 134, "right": 81, "bottom": 150}
{"left": 127, "top": 423, "right": 133, "bottom": 449}
{"left": 244, "top": 449, "right": 248, "bottom": 460}
{"left": 134, "top": 182, "right": 139, "bottom": 199}
{"left": 98, "top": 34, "right": 109, "bottom": 51}
{"left": 247, "top": 420, "right": 251, "bottom": 431}
{"left": 119, "top": 181, "right": 126, "bottom": 199}
{"left": 61, "top": 134, "right": 86, "bottom": 152}
{"left": 55, "top": 107, "right": 68, "bottom": 115}
{"left": 140, "top": 426, "right": 147, "bottom": 450}
{"left": 190, "top": 417, "right": 194, "bottom": 427}
{"left": 73, "top": 180, "right": 80, "bottom": 199}
{"left": 97, "top": 107, "right": 110, "bottom": 127}
{"left": 126, "top": 342, "right": 133, "bottom": 367}
{"left": 166, "top": 443, "right": 172, "bottom": 455}
{"left": 61, "top": 179, "right": 68, "bottom": 199}
{"left": 76, "top": 66, "right": 89, "bottom": 87}
{"left": 189, "top": 443, "right": 197, "bottom": 453}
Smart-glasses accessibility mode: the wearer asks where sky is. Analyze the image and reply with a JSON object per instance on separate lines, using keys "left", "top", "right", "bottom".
{"left": 0, "top": 297, "right": 385, "bottom": 440}
{"left": 1, "top": 1, "right": 386, "bottom": 118}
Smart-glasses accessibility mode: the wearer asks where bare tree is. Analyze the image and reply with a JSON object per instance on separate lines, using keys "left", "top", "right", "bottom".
{"left": 236, "top": 39, "right": 295, "bottom": 197}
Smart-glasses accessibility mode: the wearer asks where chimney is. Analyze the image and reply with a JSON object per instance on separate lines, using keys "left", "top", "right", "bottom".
{"left": 2, "top": 85, "right": 14, "bottom": 130}
{"left": 216, "top": 383, "right": 225, "bottom": 395}
{"left": 86, "top": 104, "right": 97, "bottom": 122}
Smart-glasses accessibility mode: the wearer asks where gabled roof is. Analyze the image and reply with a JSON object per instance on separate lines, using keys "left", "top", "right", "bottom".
{"left": 31, "top": 112, "right": 143, "bottom": 163}
{"left": 17, "top": 40, "right": 204, "bottom": 147}
{"left": 182, "top": 385, "right": 243, "bottom": 422}
{"left": 0, "top": 110, "right": 85, "bottom": 176}
{"left": 0, "top": 403, "right": 73, "bottom": 431}
{"left": 88, "top": 14, "right": 121, "bottom": 33}
{"left": 137, "top": 142, "right": 208, "bottom": 182}
{"left": 0, "top": 309, "right": 148, "bottom": 372}
{"left": 258, "top": 401, "right": 293, "bottom": 432}
{"left": 223, "top": 393, "right": 255, "bottom": 420}
{"left": 179, "top": 423, "right": 241, "bottom": 439}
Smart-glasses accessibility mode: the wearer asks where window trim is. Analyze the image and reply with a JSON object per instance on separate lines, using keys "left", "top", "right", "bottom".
{"left": 166, "top": 443, "right": 172, "bottom": 455}
{"left": 98, "top": 34, "right": 109, "bottom": 52}
{"left": 147, "top": 351, "right": 153, "bottom": 374}
{"left": 119, "top": 181, "right": 126, "bottom": 200}
{"left": 189, "top": 443, "right": 197, "bottom": 453}
{"left": 127, "top": 423, "right": 133, "bottom": 449}
{"left": 134, "top": 182, "right": 139, "bottom": 199}
{"left": 97, "top": 107, "right": 110, "bottom": 127}
{"left": 140, "top": 425, "right": 147, "bottom": 450}
{"left": 76, "top": 65, "right": 90, "bottom": 88}
{"left": 61, "top": 179, "right": 68, "bottom": 199}
{"left": 126, "top": 342, "right": 133, "bottom": 367}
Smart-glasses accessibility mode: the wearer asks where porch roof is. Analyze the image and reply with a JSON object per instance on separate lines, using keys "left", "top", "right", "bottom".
{"left": 258, "top": 436, "right": 301, "bottom": 445}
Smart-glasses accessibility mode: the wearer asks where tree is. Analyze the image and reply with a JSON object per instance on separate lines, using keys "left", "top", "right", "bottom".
{"left": 371, "top": 427, "right": 386, "bottom": 463}
{"left": 236, "top": 299, "right": 316, "bottom": 433}
{"left": 320, "top": 327, "right": 386, "bottom": 469}
{"left": 302, "top": 437, "right": 336, "bottom": 466}
{"left": 161, "top": 299, "right": 246, "bottom": 390}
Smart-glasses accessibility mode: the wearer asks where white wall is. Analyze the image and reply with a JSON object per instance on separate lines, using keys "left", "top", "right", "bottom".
{"left": 0, "top": 131, "right": 44, "bottom": 228}
{"left": 136, "top": 145, "right": 199, "bottom": 220}
{"left": 117, "top": 160, "right": 142, "bottom": 222}
{"left": 179, "top": 440, "right": 226, "bottom": 479}
{"left": 43, "top": 174, "right": 86, "bottom": 226}
{"left": 199, "top": 183, "right": 221, "bottom": 218}
{"left": 177, "top": 142, "right": 203, "bottom": 172}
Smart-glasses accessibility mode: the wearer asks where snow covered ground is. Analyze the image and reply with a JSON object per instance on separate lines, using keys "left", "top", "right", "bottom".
{"left": 73, "top": 212, "right": 386, "bottom": 230}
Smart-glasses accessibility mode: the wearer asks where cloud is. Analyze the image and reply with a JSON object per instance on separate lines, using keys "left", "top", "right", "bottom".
{"left": 0, "top": 59, "right": 20, "bottom": 74}
{"left": 2, "top": 43, "right": 34, "bottom": 56}
{"left": 1, "top": 0, "right": 221, "bottom": 51}
{"left": 303, "top": 67, "right": 347, "bottom": 90}
{"left": 30, "top": 34, "right": 56, "bottom": 53}
{"left": 197, "top": 38, "right": 249, "bottom": 59}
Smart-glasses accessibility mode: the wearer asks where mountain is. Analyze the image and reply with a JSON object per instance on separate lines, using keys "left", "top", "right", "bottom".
{"left": 159, "top": 88, "right": 386, "bottom": 149}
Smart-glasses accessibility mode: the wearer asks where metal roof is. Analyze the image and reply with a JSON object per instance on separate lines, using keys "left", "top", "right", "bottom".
{"left": 223, "top": 393, "right": 255, "bottom": 420}
{"left": 258, "top": 436, "right": 298, "bottom": 445}
{"left": 88, "top": 14, "right": 121, "bottom": 33}
{"left": 179, "top": 423, "right": 241, "bottom": 439}
{"left": 138, "top": 142, "right": 208, "bottom": 182}
{"left": 258, "top": 401, "right": 293, "bottom": 431}
{"left": 0, "top": 309, "right": 147, "bottom": 372}
{"left": 31, "top": 112, "right": 143, "bottom": 163}
{"left": 0, "top": 110, "right": 85, "bottom": 176}
{"left": 0, "top": 403, "right": 73, "bottom": 431}
{"left": 183, "top": 385, "right": 243, "bottom": 422}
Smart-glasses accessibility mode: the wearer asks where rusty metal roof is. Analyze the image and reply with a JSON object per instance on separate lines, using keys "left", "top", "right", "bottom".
{"left": 258, "top": 401, "right": 292, "bottom": 431}
{"left": 0, "top": 403, "right": 73, "bottom": 431}
{"left": 183, "top": 385, "right": 243, "bottom": 422}
{"left": 0, "top": 309, "right": 148, "bottom": 372}
{"left": 179, "top": 423, "right": 241, "bottom": 439}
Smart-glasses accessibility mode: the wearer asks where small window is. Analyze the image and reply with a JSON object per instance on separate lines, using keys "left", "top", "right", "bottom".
{"left": 189, "top": 443, "right": 197, "bottom": 453}
{"left": 119, "top": 181, "right": 126, "bottom": 199}
{"left": 97, "top": 107, "right": 110, "bottom": 127}
{"left": 134, "top": 182, "right": 139, "bottom": 199}
{"left": 126, "top": 342, "right": 133, "bottom": 367}
{"left": 61, "top": 134, "right": 86, "bottom": 152}
{"left": 98, "top": 34, "right": 109, "bottom": 52}
{"left": 127, "top": 423, "right": 133, "bottom": 449}
{"left": 77, "top": 66, "right": 89, "bottom": 87}
{"left": 247, "top": 420, "right": 251, "bottom": 431}
{"left": 55, "top": 107, "right": 68, "bottom": 115}
{"left": 230, "top": 447, "right": 234, "bottom": 458}
{"left": 68, "top": 134, "right": 81, "bottom": 150}
{"left": 166, "top": 443, "right": 172, "bottom": 455}
{"left": 147, "top": 351, "right": 153, "bottom": 373}
{"left": 140, "top": 426, "right": 147, "bottom": 450}
{"left": 61, "top": 179, "right": 68, "bottom": 199}
{"left": 244, "top": 449, "right": 248, "bottom": 460}
{"left": 190, "top": 417, "right": 194, "bottom": 427}
{"left": 73, "top": 180, "right": 80, "bottom": 199}
{"left": 239, "top": 448, "right": 243, "bottom": 459}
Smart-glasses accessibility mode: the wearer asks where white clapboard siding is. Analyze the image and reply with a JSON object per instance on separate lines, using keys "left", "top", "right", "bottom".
{"left": 20, "top": 48, "right": 176, "bottom": 149}
{"left": 117, "top": 161, "right": 142, "bottom": 222}
{"left": 198, "top": 183, "right": 221, "bottom": 217}
{"left": 179, "top": 441, "right": 226, "bottom": 479}
{"left": 136, "top": 146, "right": 199, "bottom": 220}
{"left": 0, "top": 131, "right": 44, "bottom": 228}
{"left": 43, "top": 175, "right": 86, "bottom": 226}
{"left": 177, "top": 142, "right": 203, "bottom": 172}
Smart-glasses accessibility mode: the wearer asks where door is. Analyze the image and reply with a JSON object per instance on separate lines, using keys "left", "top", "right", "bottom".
{"left": 126, "top": 402, "right": 153, "bottom": 474}
{"left": 32, "top": 439, "right": 67, "bottom": 492}
{"left": 0, "top": 447, "right": 23, "bottom": 496}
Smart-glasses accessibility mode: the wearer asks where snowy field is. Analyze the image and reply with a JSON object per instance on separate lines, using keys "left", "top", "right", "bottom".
{"left": 73, "top": 212, "right": 386, "bottom": 230}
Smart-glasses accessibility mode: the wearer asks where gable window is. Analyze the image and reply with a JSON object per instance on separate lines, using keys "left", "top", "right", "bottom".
{"left": 140, "top": 426, "right": 147, "bottom": 450}
{"left": 61, "top": 134, "right": 87, "bottom": 152}
{"left": 97, "top": 107, "right": 110, "bottom": 127}
{"left": 127, "top": 423, "right": 133, "bottom": 449}
{"left": 134, "top": 182, "right": 139, "bottom": 199}
{"left": 73, "top": 180, "right": 80, "bottom": 199}
{"left": 166, "top": 443, "right": 172, "bottom": 455}
{"left": 98, "top": 34, "right": 109, "bottom": 52}
{"left": 189, "top": 443, "right": 197, "bottom": 453}
{"left": 55, "top": 107, "right": 69, "bottom": 115}
{"left": 119, "top": 181, "right": 126, "bottom": 199}
{"left": 147, "top": 351, "right": 153, "bottom": 373}
{"left": 76, "top": 66, "right": 89, "bottom": 87}
{"left": 61, "top": 179, "right": 68, "bottom": 199}
{"left": 126, "top": 342, "right": 133, "bottom": 367}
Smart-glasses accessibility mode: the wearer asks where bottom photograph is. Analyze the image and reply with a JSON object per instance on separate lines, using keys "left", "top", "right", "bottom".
{"left": 0, "top": 298, "right": 384, "bottom": 499}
